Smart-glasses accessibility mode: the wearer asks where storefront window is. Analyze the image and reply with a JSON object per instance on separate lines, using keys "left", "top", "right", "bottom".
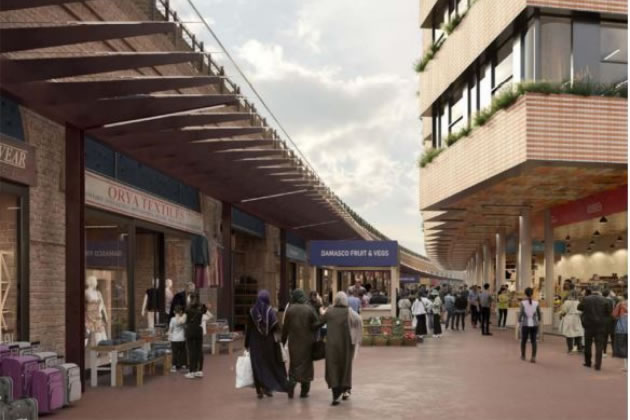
{"left": 85, "top": 214, "right": 129, "bottom": 346}
{"left": 469, "top": 75, "right": 478, "bottom": 116}
{"left": 600, "top": 22, "right": 628, "bottom": 85}
{"left": 540, "top": 17, "right": 571, "bottom": 82}
{"left": 0, "top": 191, "right": 21, "bottom": 341}
{"left": 494, "top": 41, "right": 513, "bottom": 92}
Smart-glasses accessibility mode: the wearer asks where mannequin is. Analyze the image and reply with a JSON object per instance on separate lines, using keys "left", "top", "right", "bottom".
{"left": 141, "top": 278, "right": 161, "bottom": 330}
{"left": 165, "top": 279, "right": 174, "bottom": 316}
{"left": 85, "top": 276, "right": 108, "bottom": 345}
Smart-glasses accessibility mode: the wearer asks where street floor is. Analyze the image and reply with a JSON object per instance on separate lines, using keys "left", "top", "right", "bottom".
{"left": 59, "top": 324, "right": 627, "bottom": 420}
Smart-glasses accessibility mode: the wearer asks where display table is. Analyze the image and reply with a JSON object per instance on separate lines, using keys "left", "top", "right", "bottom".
{"left": 360, "top": 304, "right": 392, "bottom": 321}
{"left": 89, "top": 340, "right": 149, "bottom": 388}
{"left": 115, "top": 353, "right": 172, "bottom": 387}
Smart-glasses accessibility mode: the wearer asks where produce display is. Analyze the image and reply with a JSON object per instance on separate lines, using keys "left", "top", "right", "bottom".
{"left": 362, "top": 317, "right": 415, "bottom": 346}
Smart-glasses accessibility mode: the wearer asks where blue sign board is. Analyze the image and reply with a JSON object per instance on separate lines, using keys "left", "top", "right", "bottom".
{"left": 308, "top": 240, "right": 398, "bottom": 267}
{"left": 400, "top": 275, "right": 420, "bottom": 284}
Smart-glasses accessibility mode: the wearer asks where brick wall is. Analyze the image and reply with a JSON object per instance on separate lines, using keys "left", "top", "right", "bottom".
{"left": 0, "top": 194, "right": 19, "bottom": 339}
{"left": 20, "top": 109, "right": 66, "bottom": 354}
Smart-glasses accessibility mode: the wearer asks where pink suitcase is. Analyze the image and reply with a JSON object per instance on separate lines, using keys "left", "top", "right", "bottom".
{"left": 31, "top": 368, "right": 64, "bottom": 414}
{"left": 2, "top": 355, "right": 40, "bottom": 400}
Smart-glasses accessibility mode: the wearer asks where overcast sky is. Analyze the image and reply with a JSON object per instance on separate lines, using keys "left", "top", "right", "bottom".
{"left": 172, "top": 0, "right": 426, "bottom": 254}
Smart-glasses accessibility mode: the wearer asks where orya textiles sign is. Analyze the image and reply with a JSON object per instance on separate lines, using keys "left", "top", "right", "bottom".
{"left": 308, "top": 240, "right": 398, "bottom": 267}
{"left": 85, "top": 171, "right": 204, "bottom": 234}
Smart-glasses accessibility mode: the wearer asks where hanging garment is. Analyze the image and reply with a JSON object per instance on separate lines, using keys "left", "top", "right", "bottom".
{"left": 194, "top": 265, "right": 209, "bottom": 289}
{"left": 190, "top": 235, "right": 210, "bottom": 266}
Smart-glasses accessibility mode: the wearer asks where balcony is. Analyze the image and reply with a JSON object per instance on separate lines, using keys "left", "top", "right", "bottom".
{"left": 419, "top": 0, "right": 439, "bottom": 29}
{"left": 420, "top": 93, "right": 627, "bottom": 211}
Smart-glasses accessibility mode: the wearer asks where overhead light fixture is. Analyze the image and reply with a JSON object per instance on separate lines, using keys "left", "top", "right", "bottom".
{"left": 589, "top": 240, "right": 595, "bottom": 245}
{"left": 600, "top": 216, "right": 608, "bottom": 224}
{"left": 603, "top": 49, "right": 621, "bottom": 61}
{"left": 617, "top": 236, "right": 624, "bottom": 242}
{"left": 565, "top": 235, "right": 571, "bottom": 241}
{"left": 594, "top": 230, "right": 600, "bottom": 236}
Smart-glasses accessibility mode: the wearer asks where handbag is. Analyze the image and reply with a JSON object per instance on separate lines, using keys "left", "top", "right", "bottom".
{"left": 312, "top": 340, "right": 326, "bottom": 361}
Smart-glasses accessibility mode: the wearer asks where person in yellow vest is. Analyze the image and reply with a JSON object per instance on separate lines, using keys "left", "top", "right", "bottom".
{"left": 497, "top": 286, "right": 510, "bottom": 329}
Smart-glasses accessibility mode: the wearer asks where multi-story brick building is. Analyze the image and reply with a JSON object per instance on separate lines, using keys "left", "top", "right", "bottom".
{"left": 418, "top": 0, "right": 628, "bottom": 318}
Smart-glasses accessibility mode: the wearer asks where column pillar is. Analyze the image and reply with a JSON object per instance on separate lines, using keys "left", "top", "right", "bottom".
{"left": 475, "top": 250, "right": 482, "bottom": 286}
{"left": 279, "top": 229, "right": 288, "bottom": 309}
{"left": 544, "top": 209, "right": 555, "bottom": 307}
{"left": 330, "top": 268, "right": 338, "bottom": 299}
{"left": 482, "top": 242, "right": 490, "bottom": 288}
{"left": 219, "top": 203, "right": 233, "bottom": 327}
{"left": 519, "top": 207, "right": 532, "bottom": 290}
{"left": 65, "top": 124, "right": 85, "bottom": 383}
{"left": 390, "top": 266, "right": 400, "bottom": 318}
{"left": 495, "top": 230, "right": 506, "bottom": 291}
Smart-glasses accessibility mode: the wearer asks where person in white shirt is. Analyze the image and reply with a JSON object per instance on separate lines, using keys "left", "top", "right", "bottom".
{"left": 168, "top": 305, "right": 186, "bottom": 372}
{"left": 518, "top": 287, "right": 542, "bottom": 363}
{"left": 411, "top": 292, "right": 429, "bottom": 339}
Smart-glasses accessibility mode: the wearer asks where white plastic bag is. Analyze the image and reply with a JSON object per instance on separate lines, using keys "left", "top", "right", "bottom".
{"left": 235, "top": 351, "right": 254, "bottom": 389}
{"left": 280, "top": 344, "right": 289, "bottom": 363}
{"left": 412, "top": 316, "right": 417, "bottom": 329}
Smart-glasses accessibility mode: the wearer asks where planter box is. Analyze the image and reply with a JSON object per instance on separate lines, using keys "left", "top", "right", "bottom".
{"left": 361, "top": 336, "right": 374, "bottom": 346}
{"left": 373, "top": 336, "right": 388, "bottom": 346}
{"left": 388, "top": 338, "right": 403, "bottom": 346}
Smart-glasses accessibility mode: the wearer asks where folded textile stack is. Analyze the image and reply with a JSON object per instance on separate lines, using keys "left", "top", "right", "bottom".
{"left": 120, "top": 331, "right": 137, "bottom": 343}
{"left": 124, "top": 349, "right": 148, "bottom": 363}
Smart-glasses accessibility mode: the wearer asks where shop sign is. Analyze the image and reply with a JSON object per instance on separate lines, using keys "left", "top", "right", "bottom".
{"left": 551, "top": 186, "right": 627, "bottom": 227}
{"left": 0, "top": 135, "right": 36, "bottom": 186}
{"left": 400, "top": 275, "right": 420, "bottom": 284}
{"left": 86, "top": 240, "right": 127, "bottom": 268}
{"left": 85, "top": 171, "right": 204, "bottom": 234}
{"left": 286, "top": 244, "right": 307, "bottom": 262}
{"left": 308, "top": 240, "right": 398, "bottom": 267}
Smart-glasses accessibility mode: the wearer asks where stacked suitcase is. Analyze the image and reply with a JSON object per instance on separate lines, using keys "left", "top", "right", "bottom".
{"left": 0, "top": 341, "right": 81, "bottom": 417}
{"left": 0, "top": 376, "right": 38, "bottom": 420}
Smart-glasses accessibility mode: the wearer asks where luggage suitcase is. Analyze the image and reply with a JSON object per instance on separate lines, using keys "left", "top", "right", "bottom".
{"left": 31, "top": 369, "right": 63, "bottom": 414}
{"left": 54, "top": 363, "right": 81, "bottom": 406}
{"left": 0, "top": 376, "right": 12, "bottom": 404}
{"left": 7, "top": 342, "right": 40, "bottom": 356}
{"left": 32, "top": 353, "right": 58, "bottom": 369}
{"left": 1, "top": 397, "right": 38, "bottom": 420}
{"left": 2, "top": 356, "right": 40, "bottom": 400}
{"left": 0, "top": 346, "right": 19, "bottom": 370}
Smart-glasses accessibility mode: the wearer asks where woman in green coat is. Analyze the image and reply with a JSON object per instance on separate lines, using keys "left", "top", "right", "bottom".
{"left": 281, "top": 289, "right": 319, "bottom": 399}
{"left": 318, "top": 291, "right": 362, "bottom": 406}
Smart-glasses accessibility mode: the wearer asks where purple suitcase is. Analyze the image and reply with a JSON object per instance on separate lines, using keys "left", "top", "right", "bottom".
{"left": 2, "top": 355, "right": 39, "bottom": 400}
{"left": 31, "top": 368, "right": 64, "bottom": 414}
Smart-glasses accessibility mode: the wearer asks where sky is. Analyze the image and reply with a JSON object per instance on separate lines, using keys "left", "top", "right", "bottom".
{"left": 171, "top": 0, "right": 427, "bottom": 254}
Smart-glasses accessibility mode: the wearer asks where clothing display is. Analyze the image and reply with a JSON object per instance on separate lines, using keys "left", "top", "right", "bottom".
{"left": 190, "top": 235, "right": 210, "bottom": 266}
{"left": 194, "top": 265, "right": 209, "bottom": 289}
{"left": 85, "top": 276, "right": 108, "bottom": 346}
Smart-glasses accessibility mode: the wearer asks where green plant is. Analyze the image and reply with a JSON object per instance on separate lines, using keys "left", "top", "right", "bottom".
{"left": 444, "top": 126, "right": 471, "bottom": 146}
{"left": 442, "top": 13, "right": 463, "bottom": 35}
{"left": 490, "top": 87, "right": 520, "bottom": 113}
{"left": 473, "top": 108, "right": 492, "bottom": 126}
{"left": 419, "top": 147, "right": 444, "bottom": 168}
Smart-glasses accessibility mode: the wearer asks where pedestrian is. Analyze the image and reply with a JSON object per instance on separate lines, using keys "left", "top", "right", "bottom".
{"left": 469, "top": 286, "right": 481, "bottom": 328}
{"left": 317, "top": 291, "right": 362, "bottom": 406}
{"left": 454, "top": 290, "right": 467, "bottom": 331}
{"left": 479, "top": 283, "right": 493, "bottom": 336}
{"left": 602, "top": 289, "right": 617, "bottom": 357}
{"left": 168, "top": 304, "right": 186, "bottom": 372}
{"left": 348, "top": 289, "right": 362, "bottom": 314}
{"left": 444, "top": 290, "right": 455, "bottom": 330}
{"left": 559, "top": 292, "right": 584, "bottom": 353}
{"left": 308, "top": 291, "right": 324, "bottom": 316}
{"left": 612, "top": 293, "right": 628, "bottom": 371}
{"left": 577, "top": 285, "right": 612, "bottom": 371}
{"left": 184, "top": 292, "right": 206, "bottom": 379}
{"left": 411, "top": 292, "right": 428, "bottom": 339}
{"left": 245, "top": 290, "right": 288, "bottom": 398}
{"left": 497, "top": 287, "right": 509, "bottom": 329}
{"left": 432, "top": 293, "right": 443, "bottom": 338}
{"left": 518, "top": 287, "right": 541, "bottom": 363}
{"left": 281, "top": 289, "right": 319, "bottom": 399}
{"left": 398, "top": 292, "right": 413, "bottom": 322}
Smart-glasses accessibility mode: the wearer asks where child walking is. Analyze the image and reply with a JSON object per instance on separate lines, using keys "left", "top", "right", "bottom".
{"left": 168, "top": 305, "right": 187, "bottom": 372}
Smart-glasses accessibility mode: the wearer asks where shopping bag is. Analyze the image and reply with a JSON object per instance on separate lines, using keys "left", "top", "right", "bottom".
{"left": 235, "top": 351, "right": 254, "bottom": 389}
{"left": 280, "top": 344, "right": 289, "bottom": 363}
{"left": 411, "top": 316, "right": 417, "bottom": 329}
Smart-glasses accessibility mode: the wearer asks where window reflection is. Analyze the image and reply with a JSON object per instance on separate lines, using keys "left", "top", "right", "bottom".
{"left": 600, "top": 22, "right": 628, "bottom": 84}
{"left": 540, "top": 17, "right": 571, "bottom": 82}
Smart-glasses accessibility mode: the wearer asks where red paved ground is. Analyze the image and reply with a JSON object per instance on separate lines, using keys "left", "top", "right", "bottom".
{"left": 55, "top": 326, "right": 627, "bottom": 420}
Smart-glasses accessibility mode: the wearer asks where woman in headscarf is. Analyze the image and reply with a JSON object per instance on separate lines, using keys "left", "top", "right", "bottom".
{"left": 281, "top": 289, "right": 319, "bottom": 399}
{"left": 244, "top": 290, "right": 288, "bottom": 398}
{"left": 317, "top": 291, "right": 363, "bottom": 406}
{"left": 559, "top": 291, "right": 584, "bottom": 353}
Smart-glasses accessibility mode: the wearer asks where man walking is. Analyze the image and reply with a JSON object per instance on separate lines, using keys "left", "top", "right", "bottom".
{"left": 479, "top": 283, "right": 493, "bottom": 336}
{"left": 444, "top": 290, "right": 456, "bottom": 330}
{"left": 578, "top": 285, "right": 614, "bottom": 371}
{"left": 468, "top": 286, "right": 480, "bottom": 328}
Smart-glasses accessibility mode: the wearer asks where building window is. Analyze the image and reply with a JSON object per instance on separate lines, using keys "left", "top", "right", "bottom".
{"left": 479, "top": 63, "right": 492, "bottom": 109}
{"left": 440, "top": 102, "right": 448, "bottom": 146}
{"left": 469, "top": 75, "right": 478, "bottom": 117}
{"left": 433, "top": 5, "right": 448, "bottom": 44}
{"left": 523, "top": 21, "right": 537, "bottom": 81}
{"left": 493, "top": 41, "right": 513, "bottom": 92}
{"left": 573, "top": 21, "right": 601, "bottom": 81}
{"left": 449, "top": 85, "right": 466, "bottom": 132}
{"left": 540, "top": 17, "right": 571, "bottom": 82}
{"left": 600, "top": 22, "right": 628, "bottom": 85}
{"left": 457, "top": 0, "right": 469, "bottom": 16}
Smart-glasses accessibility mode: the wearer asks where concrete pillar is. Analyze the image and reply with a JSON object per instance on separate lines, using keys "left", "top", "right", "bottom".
{"left": 495, "top": 231, "right": 506, "bottom": 291}
{"left": 482, "top": 242, "right": 490, "bottom": 288}
{"left": 519, "top": 207, "right": 532, "bottom": 290}
{"left": 544, "top": 209, "right": 555, "bottom": 307}
{"left": 390, "top": 266, "right": 400, "bottom": 318}
{"left": 475, "top": 250, "right": 482, "bottom": 286}
{"left": 331, "top": 268, "right": 338, "bottom": 298}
